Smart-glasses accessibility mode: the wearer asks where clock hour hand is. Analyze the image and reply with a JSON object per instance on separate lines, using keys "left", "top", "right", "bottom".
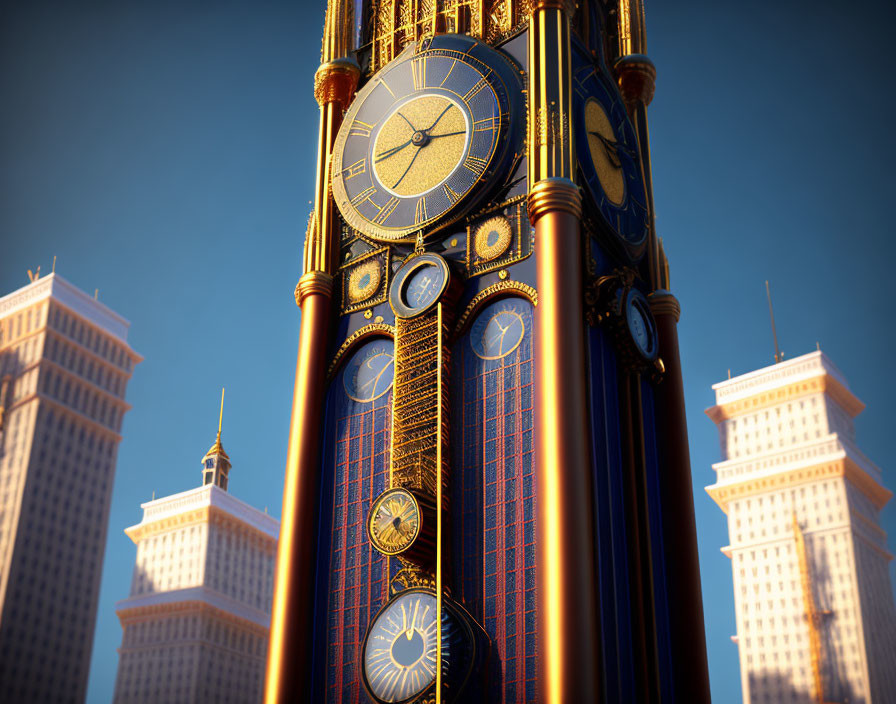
{"left": 392, "top": 146, "right": 423, "bottom": 189}
{"left": 427, "top": 130, "right": 465, "bottom": 139}
{"left": 589, "top": 131, "right": 636, "bottom": 165}
{"left": 396, "top": 111, "right": 417, "bottom": 132}
{"left": 375, "top": 138, "right": 413, "bottom": 163}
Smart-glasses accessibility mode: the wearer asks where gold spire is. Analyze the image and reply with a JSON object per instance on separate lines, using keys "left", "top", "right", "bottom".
{"left": 204, "top": 388, "right": 230, "bottom": 461}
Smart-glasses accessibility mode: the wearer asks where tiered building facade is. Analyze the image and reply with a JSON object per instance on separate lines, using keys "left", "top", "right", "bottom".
{"left": 112, "top": 427, "right": 278, "bottom": 704}
{"left": 706, "top": 351, "right": 896, "bottom": 703}
{"left": 0, "top": 272, "right": 140, "bottom": 703}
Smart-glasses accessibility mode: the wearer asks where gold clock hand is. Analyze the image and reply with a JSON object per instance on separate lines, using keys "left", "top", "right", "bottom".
{"left": 375, "top": 138, "right": 413, "bottom": 164}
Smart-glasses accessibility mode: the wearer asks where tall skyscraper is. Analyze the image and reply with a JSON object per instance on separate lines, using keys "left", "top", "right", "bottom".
{"left": 706, "top": 350, "right": 896, "bottom": 703}
{"left": 0, "top": 272, "right": 141, "bottom": 703}
{"left": 112, "top": 405, "right": 279, "bottom": 704}
{"left": 266, "top": 1, "right": 709, "bottom": 703}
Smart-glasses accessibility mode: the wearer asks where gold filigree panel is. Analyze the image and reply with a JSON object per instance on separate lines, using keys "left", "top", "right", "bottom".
{"left": 465, "top": 195, "right": 533, "bottom": 276}
{"left": 340, "top": 246, "right": 391, "bottom": 314}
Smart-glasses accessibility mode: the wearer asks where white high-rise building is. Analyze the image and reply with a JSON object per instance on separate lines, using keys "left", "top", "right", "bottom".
{"left": 112, "top": 413, "right": 279, "bottom": 704}
{"left": 706, "top": 351, "right": 896, "bottom": 703}
{"left": 0, "top": 272, "right": 140, "bottom": 703}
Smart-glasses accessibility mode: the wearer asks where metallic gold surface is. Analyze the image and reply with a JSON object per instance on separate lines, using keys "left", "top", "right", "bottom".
{"left": 527, "top": 177, "right": 582, "bottom": 222}
{"left": 472, "top": 216, "right": 512, "bottom": 262}
{"left": 373, "top": 96, "right": 468, "bottom": 196}
{"left": 368, "top": 488, "right": 421, "bottom": 555}
{"left": 530, "top": 180, "right": 598, "bottom": 702}
{"left": 465, "top": 196, "right": 533, "bottom": 277}
{"left": 347, "top": 259, "right": 382, "bottom": 303}
{"left": 584, "top": 98, "right": 626, "bottom": 205}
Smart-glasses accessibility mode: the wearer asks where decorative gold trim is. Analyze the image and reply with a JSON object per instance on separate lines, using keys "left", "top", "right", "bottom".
{"left": 327, "top": 323, "right": 396, "bottom": 378}
{"left": 527, "top": 178, "right": 582, "bottom": 224}
{"left": 341, "top": 246, "right": 390, "bottom": 314}
{"left": 706, "top": 457, "right": 893, "bottom": 513}
{"left": 465, "top": 197, "right": 533, "bottom": 277}
{"left": 473, "top": 216, "right": 513, "bottom": 262}
{"left": 706, "top": 374, "right": 865, "bottom": 423}
{"left": 294, "top": 271, "right": 334, "bottom": 307}
{"left": 453, "top": 281, "right": 538, "bottom": 336}
{"left": 313, "top": 58, "right": 361, "bottom": 108}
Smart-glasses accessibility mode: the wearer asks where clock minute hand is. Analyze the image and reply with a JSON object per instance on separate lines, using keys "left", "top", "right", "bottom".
{"left": 424, "top": 103, "right": 454, "bottom": 134}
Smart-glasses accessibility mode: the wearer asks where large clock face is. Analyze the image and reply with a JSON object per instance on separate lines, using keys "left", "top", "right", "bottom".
{"left": 363, "top": 590, "right": 440, "bottom": 703}
{"left": 573, "top": 46, "right": 649, "bottom": 254}
{"left": 333, "top": 35, "right": 521, "bottom": 242}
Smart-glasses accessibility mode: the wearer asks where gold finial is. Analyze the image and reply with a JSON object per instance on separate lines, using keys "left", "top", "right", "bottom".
{"left": 727, "top": 369, "right": 731, "bottom": 379}
{"left": 765, "top": 280, "right": 782, "bottom": 364}
{"left": 816, "top": 341, "right": 821, "bottom": 351}
{"left": 217, "top": 387, "right": 225, "bottom": 439}
{"left": 151, "top": 490, "right": 155, "bottom": 501}
{"left": 94, "top": 288, "right": 99, "bottom": 300}
{"left": 27, "top": 266, "right": 40, "bottom": 282}
{"left": 52, "top": 255, "right": 56, "bottom": 274}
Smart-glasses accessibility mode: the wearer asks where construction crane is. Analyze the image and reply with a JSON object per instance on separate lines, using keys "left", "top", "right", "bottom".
{"left": 792, "top": 513, "right": 840, "bottom": 704}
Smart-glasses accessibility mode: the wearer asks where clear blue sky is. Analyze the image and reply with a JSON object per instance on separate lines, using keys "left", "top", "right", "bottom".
{"left": 2, "top": 1, "right": 894, "bottom": 702}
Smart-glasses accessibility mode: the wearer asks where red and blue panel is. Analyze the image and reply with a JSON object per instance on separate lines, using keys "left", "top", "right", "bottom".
{"left": 451, "top": 296, "right": 537, "bottom": 704}
{"left": 317, "top": 337, "right": 394, "bottom": 704}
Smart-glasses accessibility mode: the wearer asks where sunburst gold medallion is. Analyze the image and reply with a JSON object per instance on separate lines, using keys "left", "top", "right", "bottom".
{"left": 348, "top": 260, "right": 382, "bottom": 304}
{"left": 473, "top": 216, "right": 512, "bottom": 262}
{"left": 368, "top": 488, "right": 421, "bottom": 557}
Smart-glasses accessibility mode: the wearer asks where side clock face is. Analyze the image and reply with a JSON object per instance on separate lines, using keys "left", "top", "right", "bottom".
{"left": 573, "top": 48, "right": 649, "bottom": 253}
{"left": 389, "top": 253, "right": 450, "bottom": 318}
{"left": 625, "top": 289, "right": 658, "bottom": 361}
{"left": 332, "top": 35, "right": 522, "bottom": 242}
{"left": 470, "top": 298, "right": 527, "bottom": 360}
{"left": 343, "top": 338, "right": 395, "bottom": 402}
{"left": 368, "top": 488, "right": 421, "bottom": 556}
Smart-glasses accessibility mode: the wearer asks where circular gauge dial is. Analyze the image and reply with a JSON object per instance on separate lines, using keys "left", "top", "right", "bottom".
{"left": 343, "top": 338, "right": 395, "bottom": 402}
{"left": 364, "top": 590, "right": 439, "bottom": 703}
{"left": 389, "top": 254, "right": 450, "bottom": 318}
{"left": 332, "top": 35, "right": 521, "bottom": 242}
{"left": 470, "top": 299, "right": 527, "bottom": 360}
{"left": 625, "top": 290, "right": 657, "bottom": 361}
{"left": 368, "top": 488, "right": 421, "bottom": 556}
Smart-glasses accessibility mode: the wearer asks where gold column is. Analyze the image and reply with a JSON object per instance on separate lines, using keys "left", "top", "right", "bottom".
{"left": 264, "top": 2, "right": 359, "bottom": 694}
{"left": 528, "top": 1, "right": 599, "bottom": 700}
{"left": 616, "top": 1, "right": 711, "bottom": 699}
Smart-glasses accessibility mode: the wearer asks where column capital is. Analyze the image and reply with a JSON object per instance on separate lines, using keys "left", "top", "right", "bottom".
{"left": 313, "top": 58, "right": 361, "bottom": 108}
{"left": 527, "top": 178, "right": 582, "bottom": 225}
{"left": 614, "top": 54, "right": 657, "bottom": 109}
{"left": 295, "top": 272, "right": 334, "bottom": 307}
{"left": 648, "top": 289, "right": 680, "bottom": 322}
{"left": 530, "top": 0, "right": 575, "bottom": 16}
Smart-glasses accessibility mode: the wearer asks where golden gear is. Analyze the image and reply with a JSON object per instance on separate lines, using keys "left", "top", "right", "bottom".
{"left": 347, "top": 259, "right": 381, "bottom": 303}
{"left": 473, "top": 216, "right": 512, "bottom": 262}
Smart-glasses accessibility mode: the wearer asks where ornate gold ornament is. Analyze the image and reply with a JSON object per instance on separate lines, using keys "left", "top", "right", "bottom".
{"left": 326, "top": 323, "right": 395, "bottom": 379}
{"left": 454, "top": 280, "right": 538, "bottom": 336}
{"left": 347, "top": 259, "right": 382, "bottom": 304}
{"left": 473, "top": 216, "right": 513, "bottom": 262}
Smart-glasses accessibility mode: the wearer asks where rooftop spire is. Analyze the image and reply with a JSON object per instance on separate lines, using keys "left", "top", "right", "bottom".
{"left": 202, "top": 387, "right": 231, "bottom": 491}
{"left": 765, "top": 280, "right": 782, "bottom": 364}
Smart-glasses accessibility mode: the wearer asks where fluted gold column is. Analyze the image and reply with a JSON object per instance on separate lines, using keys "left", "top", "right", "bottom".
{"left": 616, "top": 1, "right": 710, "bottom": 700}
{"left": 264, "top": 3, "right": 359, "bottom": 697}
{"left": 528, "top": 1, "right": 598, "bottom": 700}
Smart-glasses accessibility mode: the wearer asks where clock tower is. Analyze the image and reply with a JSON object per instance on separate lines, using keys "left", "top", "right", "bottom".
{"left": 266, "top": 1, "right": 710, "bottom": 702}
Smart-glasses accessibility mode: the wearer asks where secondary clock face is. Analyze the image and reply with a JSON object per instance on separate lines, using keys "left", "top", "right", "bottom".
{"left": 343, "top": 338, "right": 395, "bottom": 402}
{"left": 625, "top": 289, "right": 658, "bottom": 361}
{"left": 470, "top": 298, "right": 526, "bottom": 360}
{"left": 389, "top": 253, "right": 450, "bottom": 318}
{"left": 363, "top": 590, "right": 440, "bottom": 703}
{"left": 368, "top": 488, "right": 421, "bottom": 556}
{"left": 573, "top": 51, "right": 649, "bottom": 252}
{"left": 332, "top": 35, "right": 521, "bottom": 242}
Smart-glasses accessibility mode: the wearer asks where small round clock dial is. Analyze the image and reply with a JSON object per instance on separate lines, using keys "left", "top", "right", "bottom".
{"left": 343, "top": 338, "right": 395, "bottom": 402}
{"left": 625, "top": 289, "right": 658, "bottom": 362}
{"left": 473, "top": 216, "right": 512, "bottom": 262}
{"left": 470, "top": 299, "right": 526, "bottom": 360}
{"left": 389, "top": 253, "right": 450, "bottom": 318}
{"left": 368, "top": 488, "right": 421, "bottom": 556}
{"left": 332, "top": 35, "right": 522, "bottom": 242}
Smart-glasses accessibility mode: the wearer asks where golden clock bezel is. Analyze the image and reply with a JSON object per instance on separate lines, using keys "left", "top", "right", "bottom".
{"left": 367, "top": 487, "right": 423, "bottom": 557}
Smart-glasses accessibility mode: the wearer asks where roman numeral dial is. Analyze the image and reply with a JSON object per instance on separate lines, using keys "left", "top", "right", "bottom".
{"left": 331, "top": 35, "right": 522, "bottom": 243}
